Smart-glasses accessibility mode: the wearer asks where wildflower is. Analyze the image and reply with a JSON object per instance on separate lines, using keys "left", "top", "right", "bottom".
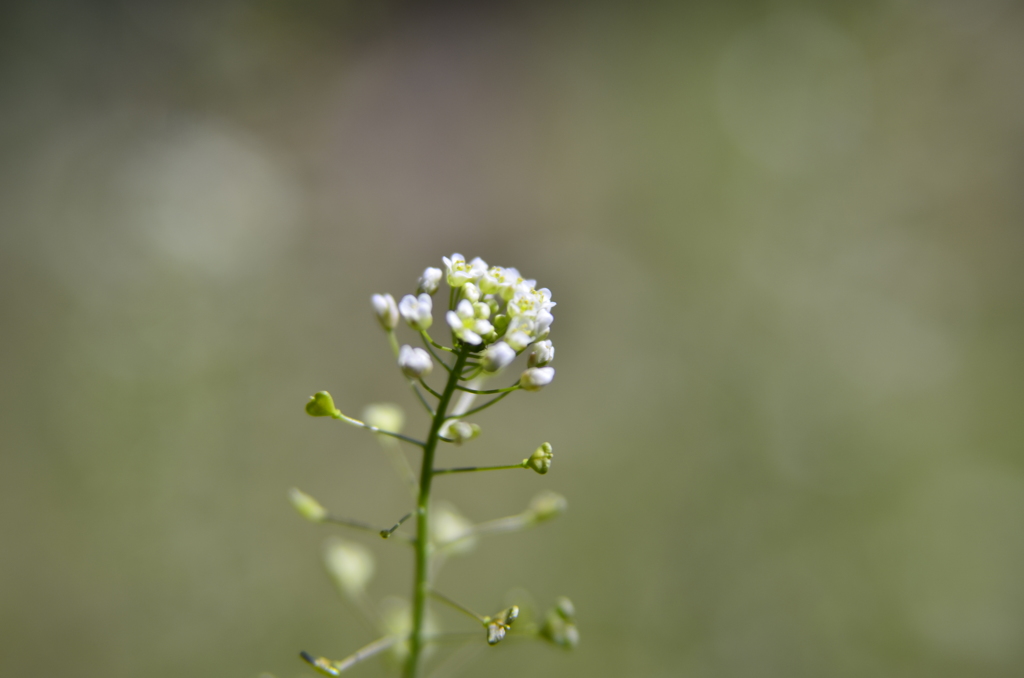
{"left": 398, "top": 345, "right": 433, "bottom": 378}
{"left": 442, "top": 253, "right": 487, "bottom": 288}
{"left": 446, "top": 299, "right": 493, "bottom": 345}
{"left": 527, "top": 340, "right": 554, "bottom": 367}
{"left": 520, "top": 366, "right": 555, "bottom": 391}
{"left": 416, "top": 267, "right": 443, "bottom": 295}
{"left": 398, "top": 293, "right": 433, "bottom": 330}
{"left": 371, "top": 293, "right": 399, "bottom": 330}
{"left": 481, "top": 341, "right": 516, "bottom": 372}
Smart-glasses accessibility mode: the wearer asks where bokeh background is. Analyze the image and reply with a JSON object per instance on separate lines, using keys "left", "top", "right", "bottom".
{"left": 3, "top": 1, "right": 1024, "bottom": 677}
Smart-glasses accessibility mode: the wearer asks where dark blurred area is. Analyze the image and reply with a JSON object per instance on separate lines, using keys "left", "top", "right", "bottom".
{"left": 2, "top": 1, "right": 1024, "bottom": 676}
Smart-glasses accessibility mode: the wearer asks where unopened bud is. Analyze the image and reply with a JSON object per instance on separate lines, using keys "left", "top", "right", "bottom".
{"left": 445, "top": 421, "right": 481, "bottom": 445}
{"left": 525, "top": 442, "right": 553, "bottom": 474}
{"left": 527, "top": 340, "right": 554, "bottom": 367}
{"left": 417, "top": 267, "right": 443, "bottom": 295}
{"left": 289, "top": 488, "right": 327, "bottom": 523}
{"left": 487, "top": 622, "right": 506, "bottom": 645}
{"left": 481, "top": 341, "right": 515, "bottom": 373}
{"left": 554, "top": 596, "right": 576, "bottom": 621}
{"left": 540, "top": 601, "right": 579, "bottom": 650}
{"left": 519, "top": 366, "right": 555, "bottom": 391}
{"left": 306, "top": 391, "right": 340, "bottom": 417}
{"left": 528, "top": 490, "right": 567, "bottom": 523}
{"left": 371, "top": 293, "right": 399, "bottom": 330}
{"left": 398, "top": 345, "right": 433, "bottom": 378}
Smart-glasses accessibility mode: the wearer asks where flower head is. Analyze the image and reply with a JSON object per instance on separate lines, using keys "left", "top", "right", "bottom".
{"left": 398, "top": 345, "right": 433, "bottom": 378}
{"left": 399, "top": 293, "right": 433, "bottom": 330}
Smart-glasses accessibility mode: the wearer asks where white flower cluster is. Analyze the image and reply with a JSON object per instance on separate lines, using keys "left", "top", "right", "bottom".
{"left": 442, "top": 253, "right": 555, "bottom": 349}
{"left": 372, "top": 254, "right": 557, "bottom": 391}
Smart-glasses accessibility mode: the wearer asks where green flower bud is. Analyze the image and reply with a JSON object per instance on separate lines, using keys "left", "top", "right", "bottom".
{"left": 540, "top": 601, "right": 579, "bottom": 650}
{"left": 492, "top": 314, "right": 509, "bottom": 336}
{"left": 288, "top": 487, "right": 327, "bottom": 523}
{"left": 305, "top": 391, "right": 340, "bottom": 417}
{"left": 528, "top": 490, "right": 567, "bottom": 523}
{"left": 554, "top": 596, "right": 576, "bottom": 622}
{"left": 525, "top": 442, "right": 553, "bottom": 474}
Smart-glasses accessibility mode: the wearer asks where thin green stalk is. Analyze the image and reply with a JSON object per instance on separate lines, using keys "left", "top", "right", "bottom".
{"left": 454, "top": 383, "right": 520, "bottom": 395}
{"left": 330, "top": 411, "right": 425, "bottom": 447}
{"left": 446, "top": 391, "right": 512, "bottom": 419}
{"left": 404, "top": 343, "right": 472, "bottom": 678}
{"left": 432, "top": 462, "right": 527, "bottom": 475}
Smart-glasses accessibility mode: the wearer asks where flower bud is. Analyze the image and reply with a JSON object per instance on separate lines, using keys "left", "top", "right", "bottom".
{"left": 554, "top": 596, "right": 576, "bottom": 621}
{"left": 540, "top": 599, "right": 579, "bottom": 650}
{"left": 527, "top": 340, "right": 554, "bottom": 367}
{"left": 371, "top": 293, "right": 399, "bottom": 330}
{"left": 528, "top": 490, "right": 567, "bottom": 523}
{"left": 481, "top": 341, "right": 515, "bottom": 373}
{"left": 323, "top": 538, "right": 374, "bottom": 597}
{"left": 398, "top": 345, "right": 433, "bottom": 378}
{"left": 416, "top": 267, "right": 443, "bottom": 295}
{"left": 462, "top": 282, "right": 481, "bottom": 303}
{"left": 306, "top": 391, "right": 340, "bottom": 417}
{"left": 519, "top": 366, "right": 555, "bottom": 391}
{"left": 444, "top": 421, "right": 481, "bottom": 444}
{"left": 525, "top": 442, "right": 553, "bottom": 474}
{"left": 398, "top": 293, "right": 433, "bottom": 330}
{"left": 288, "top": 487, "right": 327, "bottom": 523}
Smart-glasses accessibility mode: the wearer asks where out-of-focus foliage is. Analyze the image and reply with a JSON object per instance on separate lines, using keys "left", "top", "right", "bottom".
{"left": 2, "top": 1, "right": 1024, "bottom": 677}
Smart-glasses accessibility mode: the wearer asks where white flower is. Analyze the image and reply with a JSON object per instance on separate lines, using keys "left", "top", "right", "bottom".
{"left": 398, "top": 345, "right": 433, "bottom": 378}
{"left": 417, "top": 267, "right": 443, "bottom": 295}
{"left": 371, "top": 293, "right": 399, "bottom": 330}
{"left": 443, "top": 253, "right": 488, "bottom": 287}
{"left": 398, "top": 293, "right": 433, "bottom": 330}
{"left": 446, "top": 299, "right": 493, "bottom": 345}
{"left": 479, "top": 266, "right": 522, "bottom": 300}
{"left": 481, "top": 341, "right": 516, "bottom": 372}
{"left": 520, "top": 366, "right": 555, "bottom": 391}
{"left": 527, "top": 340, "right": 554, "bottom": 367}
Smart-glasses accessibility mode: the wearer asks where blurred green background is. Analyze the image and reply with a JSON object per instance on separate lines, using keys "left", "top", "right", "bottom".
{"left": 2, "top": 1, "right": 1024, "bottom": 677}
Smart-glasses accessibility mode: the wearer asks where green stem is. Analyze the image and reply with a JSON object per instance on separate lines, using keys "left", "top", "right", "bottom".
{"left": 454, "top": 384, "right": 520, "bottom": 395}
{"left": 446, "top": 391, "right": 512, "bottom": 419}
{"left": 432, "top": 462, "right": 527, "bottom": 475}
{"left": 404, "top": 343, "right": 472, "bottom": 678}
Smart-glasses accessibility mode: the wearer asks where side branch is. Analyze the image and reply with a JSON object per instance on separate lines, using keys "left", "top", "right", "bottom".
{"left": 332, "top": 412, "right": 425, "bottom": 447}
{"left": 433, "top": 462, "right": 527, "bottom": 475}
